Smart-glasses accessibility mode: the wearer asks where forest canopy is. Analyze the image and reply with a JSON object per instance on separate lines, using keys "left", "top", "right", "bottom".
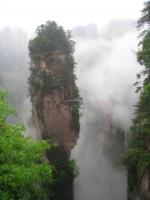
{"left": 29, "top": 21, "right": 75, "bottom": 57}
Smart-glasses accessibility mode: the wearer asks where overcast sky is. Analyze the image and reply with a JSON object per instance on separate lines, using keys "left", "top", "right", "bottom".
{"left": 0, "top": 0, "right": 144, "bottom": 35}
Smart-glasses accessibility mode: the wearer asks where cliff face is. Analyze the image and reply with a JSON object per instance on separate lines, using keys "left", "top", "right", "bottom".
{"left": 28, "top": 21, "right": 80, "bottom": 156}
{"left": 31, "top": 52, "right": 79, "bottom": 154}
{"left": 28, "top": 21, "right": 80, "bottom": 200}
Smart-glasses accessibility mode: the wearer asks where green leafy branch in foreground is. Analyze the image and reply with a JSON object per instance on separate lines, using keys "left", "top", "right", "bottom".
{"left": 0, "top": 90, "right": 54, "bottom": 200}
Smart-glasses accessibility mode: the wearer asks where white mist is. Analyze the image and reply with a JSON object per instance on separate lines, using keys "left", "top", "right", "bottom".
{"left": 72, "top": 20, "right": 140, "bottom": 200}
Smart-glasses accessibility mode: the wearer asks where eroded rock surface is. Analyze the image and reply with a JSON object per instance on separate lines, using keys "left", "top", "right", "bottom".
{"left": 28, "top": 21, "right": 80, "bottom": 156}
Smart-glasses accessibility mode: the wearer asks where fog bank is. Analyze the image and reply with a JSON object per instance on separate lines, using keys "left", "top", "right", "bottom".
{"left": 72, "top": 19, "right": 140, "bottom": 200}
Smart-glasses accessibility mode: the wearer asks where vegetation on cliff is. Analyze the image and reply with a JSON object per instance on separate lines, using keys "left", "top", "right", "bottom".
{"left": 29, "top": 21, "right": 74, "bottom": 58}
{"left": 46, "top": 146, "right": 79, "bottom": 200}
{"left": 28, "top": 21, "right": 80, "bottom": 200}
{"left": 123, "top": 2, "right": 150, "bottom": 199}
{"left": 28, "top": 21, "right": 75, "bottom": 94}
{"left": 28, "top": 21, "right": 80, "bottom": 133}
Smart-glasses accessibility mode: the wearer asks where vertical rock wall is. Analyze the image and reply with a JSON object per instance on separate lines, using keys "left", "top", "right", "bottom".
{"left": 28, "top": 21, "right": 80, "bottom": 200}
{"left": 30, "top": 53, "right": 79, "bottom": 155}
{"left": 28, "top": 22, "right": 80, "bottom": 156}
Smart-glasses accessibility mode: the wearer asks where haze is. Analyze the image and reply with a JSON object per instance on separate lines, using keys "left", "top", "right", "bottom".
{"left": 0, "top": 0, "right": 143, "bottom": 35}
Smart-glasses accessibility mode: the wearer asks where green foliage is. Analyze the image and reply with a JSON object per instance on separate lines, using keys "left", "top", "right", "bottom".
{"left": 122, "top": 84, "right": 150, "bottom": 194}
{"left": 28, "top": 67, "right": 68, "bottom": 96}
{"left": 134, "top": 31, "right": 150, "bottom": 93}
{"left": 137, "top": 32, "right": 150, "bottom": 86}
{"left": 46, "top": 146, "right": 78, "bottom": 200}
{"left": 0, "top": 91, "right": 54, "bottom": 200}
{"left": 29, "top": 21, "right": 75, "bottom": 58}
{"left": 28, "top": 21, "right": 81, "bottom": 132}
{"left": 28, "top": 21, "right": 76, "bottom": 96}
{"left": 123, "top": 5, "right": 150, "bottom": 197}
{"left": 138, "top": 32, "right": 150, "bottom": 68}
{"left": 137, "top": 1, "right": 150, "bottom": 29}
{"left": 71, "top": 102, "right": 80, "bottom": 133}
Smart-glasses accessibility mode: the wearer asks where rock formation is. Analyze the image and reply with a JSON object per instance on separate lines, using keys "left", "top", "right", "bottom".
{"left": 28, "top": 21, "right": 80, "bottom": 156}
{"left": 28, "top": 21, "right": 80, "bottom": 200}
